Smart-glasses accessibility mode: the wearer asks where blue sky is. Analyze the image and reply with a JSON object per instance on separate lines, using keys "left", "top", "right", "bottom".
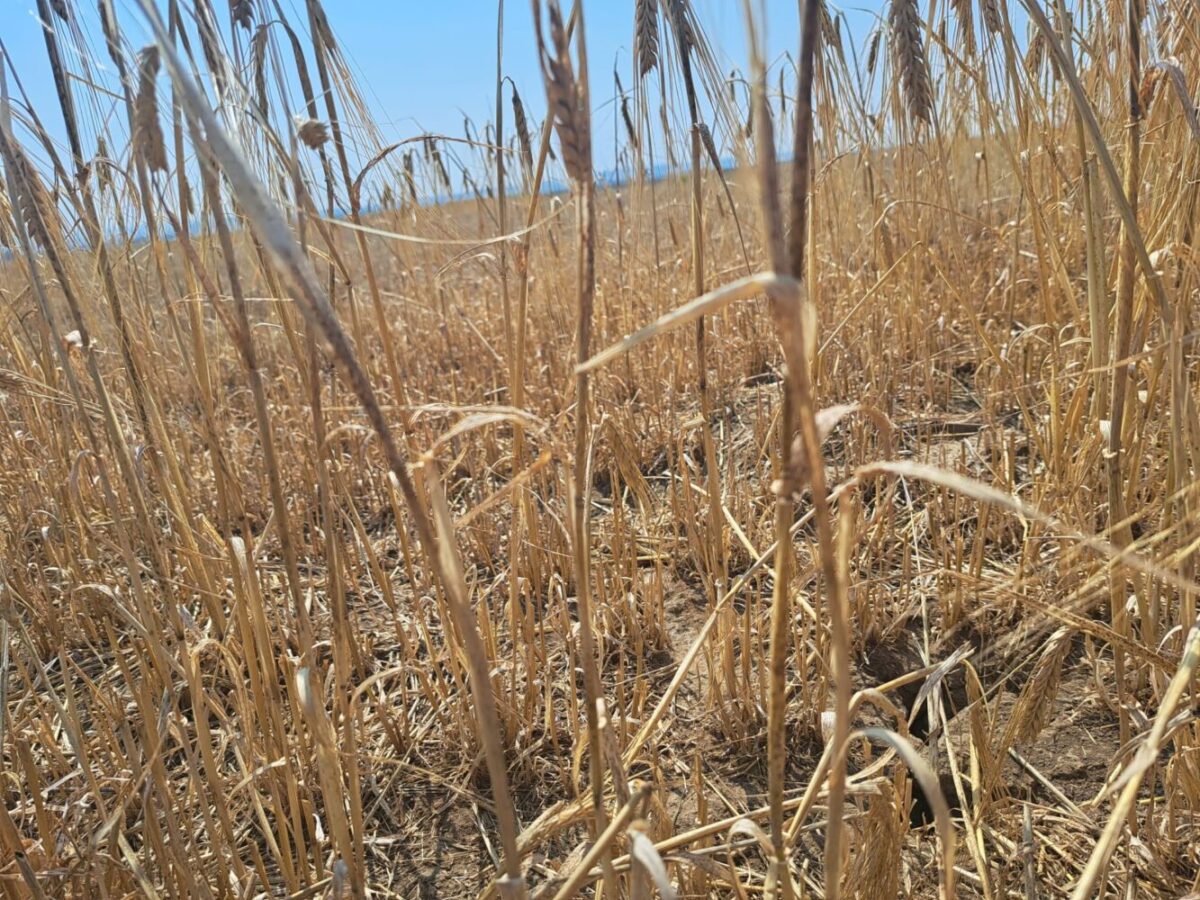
{"left": 2, "top": 0, "right": 886, "bottom": 179}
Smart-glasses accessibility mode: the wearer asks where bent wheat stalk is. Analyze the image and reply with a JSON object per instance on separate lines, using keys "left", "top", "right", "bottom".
{"left": 533, "top": 2, "right": 616, "bottom": 893}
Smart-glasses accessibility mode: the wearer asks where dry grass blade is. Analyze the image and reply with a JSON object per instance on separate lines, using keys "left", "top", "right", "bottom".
{"left": 629, "top": 829, "right": 677, "bottom": 900}
{"left": 577, "top": 271, "right": 799, "bottom": 373}
{"left": 856, "top": 459, "right": 1200, "bottom": 600}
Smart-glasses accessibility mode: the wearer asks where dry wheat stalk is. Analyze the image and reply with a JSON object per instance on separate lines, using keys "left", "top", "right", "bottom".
{"left": 889, "top": 0, "right": 934, "bottom": 125}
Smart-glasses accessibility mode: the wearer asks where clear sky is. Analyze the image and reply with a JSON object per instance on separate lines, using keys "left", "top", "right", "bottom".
{"left": 2, "top": 1, "right": 886, "bottom": 178}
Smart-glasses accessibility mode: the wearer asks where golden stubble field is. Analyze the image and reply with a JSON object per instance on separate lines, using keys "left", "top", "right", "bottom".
{"left": 0, "top": 0, "right": 1198, "bottom": 897}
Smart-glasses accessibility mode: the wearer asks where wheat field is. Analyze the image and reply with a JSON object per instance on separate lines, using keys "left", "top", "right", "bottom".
{"left": 0, "top": 0, "right": 1198, "bottom": 897}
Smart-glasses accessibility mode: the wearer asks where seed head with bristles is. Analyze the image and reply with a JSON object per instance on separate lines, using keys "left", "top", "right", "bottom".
{"left": 614, "top": 70, "right": 639, "bottom": 152}
{"left": 3, "top": 140, "right": 54, "bottom": 249}
{"left": 252, "top": 29, "right": 269, "bottom": 114}
{"left": 1011, "top": 628, "right": 1073, "bottom": 745}
{"left": 295, "top": 117, "right": 329, "bottom": 149}
{"left": 866, "top": 28, "right": 883, "bottom": 79}
{"left": 820, "top": 1, "right": 843, "bottom": 54}
{"left": 1157, "top": 58, "right": 1200, "bottom": 139}
{"left": 403, "top": 150, "right": 417, "bottom": 203}
{"left": 510, "top": 85, "right": 534, "bottom": 176}
{"left": 980, "top": 0, "right": 1003, "bottom": 34}
{"left": 667, "top": 0, "right": 695, "bottom": 59}
{"left": 889, "top": 0, "right": 934, "bottom": 125}
{"left": 431, "top": 142, "right": 451, "bottom": 190}
{"left": 635, "top": 0, "right": 659, "bottom": 78}
{"left": 849, "top": 778, "right": 903, "bottom": 899}
{"left": 1137, "top": 66, "right": 1163, "bottom": 113}
{"left": 536, "top": 2, "right": 590, "bottom": 184}
{"left": 949, "top": 0, "right": 977, "bottom": 55}
{"left": 309, "top": 1, "right": 337, "bottom": 53}
{"left": 95, "top": 135, "right": 114, "bottom": 193}
{"left": 696, "top": 122, "right": 720, "bottom": 172}
{"left": 230, "top": 0, "right": 253, "bottom": 30}
{"left": 134, "top": 45, "right": 168, "bottom": 172}
{"left": 620, "top": 95, "right": 639, "bottom": 152}
{"left": 1025, "top": 30, "right": 1046, "bottom": 77}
